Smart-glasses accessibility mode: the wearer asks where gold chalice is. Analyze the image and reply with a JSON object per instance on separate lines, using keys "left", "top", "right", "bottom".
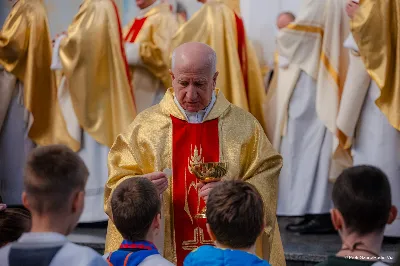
{"left": 189, "top": 162, "right": 228, "bottom": 219}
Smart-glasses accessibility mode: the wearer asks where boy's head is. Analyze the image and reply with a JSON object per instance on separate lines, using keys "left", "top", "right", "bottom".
{"left": 111, "top": 177, "right": 161, "bottom": 242}
{"left": 206, "top": 180, "right": 265, "bottom": 249}
{"left": 0, "top": 208, "right": 31, "bottom": 247}
{"left": 331, "top": 165, "right": 397, "bottom": 236}
{"left": 22, "top": 145, "right": 88, "bottom": 233}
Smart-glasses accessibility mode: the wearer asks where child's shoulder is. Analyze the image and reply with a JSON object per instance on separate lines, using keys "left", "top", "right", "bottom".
{"left": 52, "top": 242, "right": 107, "bottom": 265}
{"left": 140, "top": 254, "right": 174, "bottom": 266}
{"left": 0, "top": 244, "right": 11, "bottom": 266}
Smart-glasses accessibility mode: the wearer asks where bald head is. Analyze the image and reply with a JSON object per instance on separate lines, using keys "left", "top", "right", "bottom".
{"left": 277, "top": 12, "right": 295, "bottom": 29}
{"left": 171, "top": 42, "right": 217, "bottom": 75}
{"left": 170, "top": 42, "right": 219, "bottom": 112}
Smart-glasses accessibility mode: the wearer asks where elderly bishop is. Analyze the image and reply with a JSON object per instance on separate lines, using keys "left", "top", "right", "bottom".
{"left": 171, "top": 0, "right": 267, "bottom": 129}
{"left": 104, "top": 42, "right": 285, "bottom": 266}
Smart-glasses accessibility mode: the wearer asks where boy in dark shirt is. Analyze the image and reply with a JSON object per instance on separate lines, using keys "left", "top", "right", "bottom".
{"left": 316, "top": 165, "right": 397, "bottom": 266}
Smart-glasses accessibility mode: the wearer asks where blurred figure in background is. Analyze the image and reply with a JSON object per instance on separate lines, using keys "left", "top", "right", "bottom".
{"left": 275, "top": 0, "right": 350, "bottom": 233}
{"left": 264, "top": 11, "right": 295, "bottom": 141}
{"left": 0, "top": 0, "right": 75, "bottom": 206}
{"left": 337, "top": 0, "right": 400, "bottom": 237}
{"left": 124, "top": 0, "right": 179, "bottom": 113}
{"left": 51, "top": 0, "right": 136, "bottom": 223}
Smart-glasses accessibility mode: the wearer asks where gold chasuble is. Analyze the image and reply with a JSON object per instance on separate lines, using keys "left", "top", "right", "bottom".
{"left": 58, "top": 0, "right": 136, "bottom": 148}
{"left": 171, "top": 0, "right": 267, "bottom": 130}
{"left": 352, "top": 0, "right": 400, "bottom": 131}
{"left": 123, "top": 3, "right": 179, "bottom": 112}
{"left": 0, "top": 0, "right": 75, "bottom": 148}
{"left": 104, "top": 89, "right": 285, "bottom": 265}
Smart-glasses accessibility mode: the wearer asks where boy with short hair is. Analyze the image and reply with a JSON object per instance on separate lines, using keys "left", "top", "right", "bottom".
{"left": 0, "top": 145, "right": 107, "bottom": 266}
{"left": 316, "top": 165, "right": 398, "bottom": 266}
{"left": 184, "top": 180, "right": 270, "bottom": 266}
{"left": 106, "top": 177, "right": 173, "bottom": 266}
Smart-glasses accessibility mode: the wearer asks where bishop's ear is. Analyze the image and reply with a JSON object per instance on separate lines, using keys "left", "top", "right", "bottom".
{"left": 212, "top": 71, "right": 219, "bottom": 86}
{"left": 169, "top": 70, "right": 175, "bottom": 81}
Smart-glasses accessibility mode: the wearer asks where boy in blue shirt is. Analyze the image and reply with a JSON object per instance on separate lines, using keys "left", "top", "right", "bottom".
{"left": 106, "top": 177, "right": 173, "bottom": 266}
{"left": 184, "top": 180, "right": 270, "bottom": 266}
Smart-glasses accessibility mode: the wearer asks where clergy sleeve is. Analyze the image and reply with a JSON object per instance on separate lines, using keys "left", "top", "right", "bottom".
{"left": 0, "top": 9, "right": 28, "bottom": 80}
{"left": 243, "top": 120, "right": 284, "bottom": 263}
{"left": 352, "top": 0, "right": 400, "bottom": 130}
{"left": 138, "top": 15, "right": 179, "bottom": 89}
{"left": 104, "top": 129, "right": 144, "bottom": 217}
{"left": 125, "top": 42, "right": 142, "bottom": 65}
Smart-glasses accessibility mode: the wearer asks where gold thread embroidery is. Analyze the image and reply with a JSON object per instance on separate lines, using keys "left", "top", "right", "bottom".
{"left": 182, "top": 227, "right": 214, "bottom": 251}
{"left": 184, "top": 169, "right": 195, "bottom": 224}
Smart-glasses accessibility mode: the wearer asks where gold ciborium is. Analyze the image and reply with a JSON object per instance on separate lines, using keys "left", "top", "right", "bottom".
{"left": 189, "top": 162, "right": 228, "bottom": 219}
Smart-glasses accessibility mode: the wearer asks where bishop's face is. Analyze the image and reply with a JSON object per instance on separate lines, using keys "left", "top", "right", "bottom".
{"left": 171, "top": 64, "right": 218, "bottom": 113}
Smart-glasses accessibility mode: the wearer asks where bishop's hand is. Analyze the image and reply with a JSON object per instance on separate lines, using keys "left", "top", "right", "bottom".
{"left": 143, "top": 172, "right": 169, "bottom": 194}
{"left": 197, "top": 181, "right": 222, "bottom": 202}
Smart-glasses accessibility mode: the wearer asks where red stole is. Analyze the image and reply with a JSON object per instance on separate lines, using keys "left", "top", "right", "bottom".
{"left": 171, "top": 116, "right": 219, "bottom": 266}
{"left": 110, "top": 0, "right": 134, "bottom": 102}
{"left": 124, "top": 17, "right": 148, "bottom": 43}
{"left": 234, "top": 13, "right": 249, "bottom": 97}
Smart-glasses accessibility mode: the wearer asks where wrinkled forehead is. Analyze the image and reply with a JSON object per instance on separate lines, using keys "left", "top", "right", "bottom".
{"left": 173, "top": 53, "right": 213, "bottom": 75}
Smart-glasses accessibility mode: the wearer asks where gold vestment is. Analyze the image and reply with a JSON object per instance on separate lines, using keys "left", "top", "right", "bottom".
{"left": 352, "top": 0, "right": 400, "bottom": 130}
{"left": 0, "top": 0, "right": 75, "bottom": 148}
{"left": 104, "top": 89, "right": 285, "bottom": 265}
{"left": 59, "top": 0, "right": 136, "bottom": 148}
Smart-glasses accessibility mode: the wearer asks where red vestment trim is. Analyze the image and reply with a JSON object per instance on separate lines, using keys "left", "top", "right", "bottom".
{"left": 110, "top": 0, "right": 135, "bottom": 104}
{"left": 234, "top": 13, "right": 249, "bottom": 98}
{"left": 171, "top": 116, "right": 219, "bottom": 266}
{"left": 124, "top": 17, "right": 148, "bottom": 43}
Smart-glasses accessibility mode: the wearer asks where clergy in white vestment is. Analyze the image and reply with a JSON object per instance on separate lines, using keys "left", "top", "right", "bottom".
{"left": 0, "top": 0, "right": 76, "bottom": 205}
{"left": 275, "top": 0, "right": 351, "bottom": 233}
{"left": 337, "top": 0, "right": 400, "bottom": 237}
{"left": 124, "top": 0, "right": 179, "bottom": 113}
{"left": 51, "top": 0, "right": 136, "bottom": 222}
{"left": 264, "top": 12, "right": 295, "bottom": 142}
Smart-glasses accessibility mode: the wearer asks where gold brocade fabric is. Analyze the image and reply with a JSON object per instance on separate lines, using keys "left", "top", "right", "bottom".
{"left": 0, "top": 0, "right": 78, "bottom": 149}
{"left": 104, "top": 89, "right": 285, "bottom": 265}
{"left": 59, "top": 0, "right": 136, "bottom": 148}
{"left": 171, "top": 0, "right": 267, "bottom": 130}
{"left": 124, "top": 3, "right": 179, "bottom": 90}
{"left": 222, "top": 0, "right": 240, "bottom": 14}
{"left": 352, "top": 0, "right": 400, "bottom": 131}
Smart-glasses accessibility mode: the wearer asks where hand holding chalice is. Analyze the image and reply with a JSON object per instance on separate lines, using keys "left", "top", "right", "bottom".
{"left": 189, "top": 162, "right": 228, "bottom": 219}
